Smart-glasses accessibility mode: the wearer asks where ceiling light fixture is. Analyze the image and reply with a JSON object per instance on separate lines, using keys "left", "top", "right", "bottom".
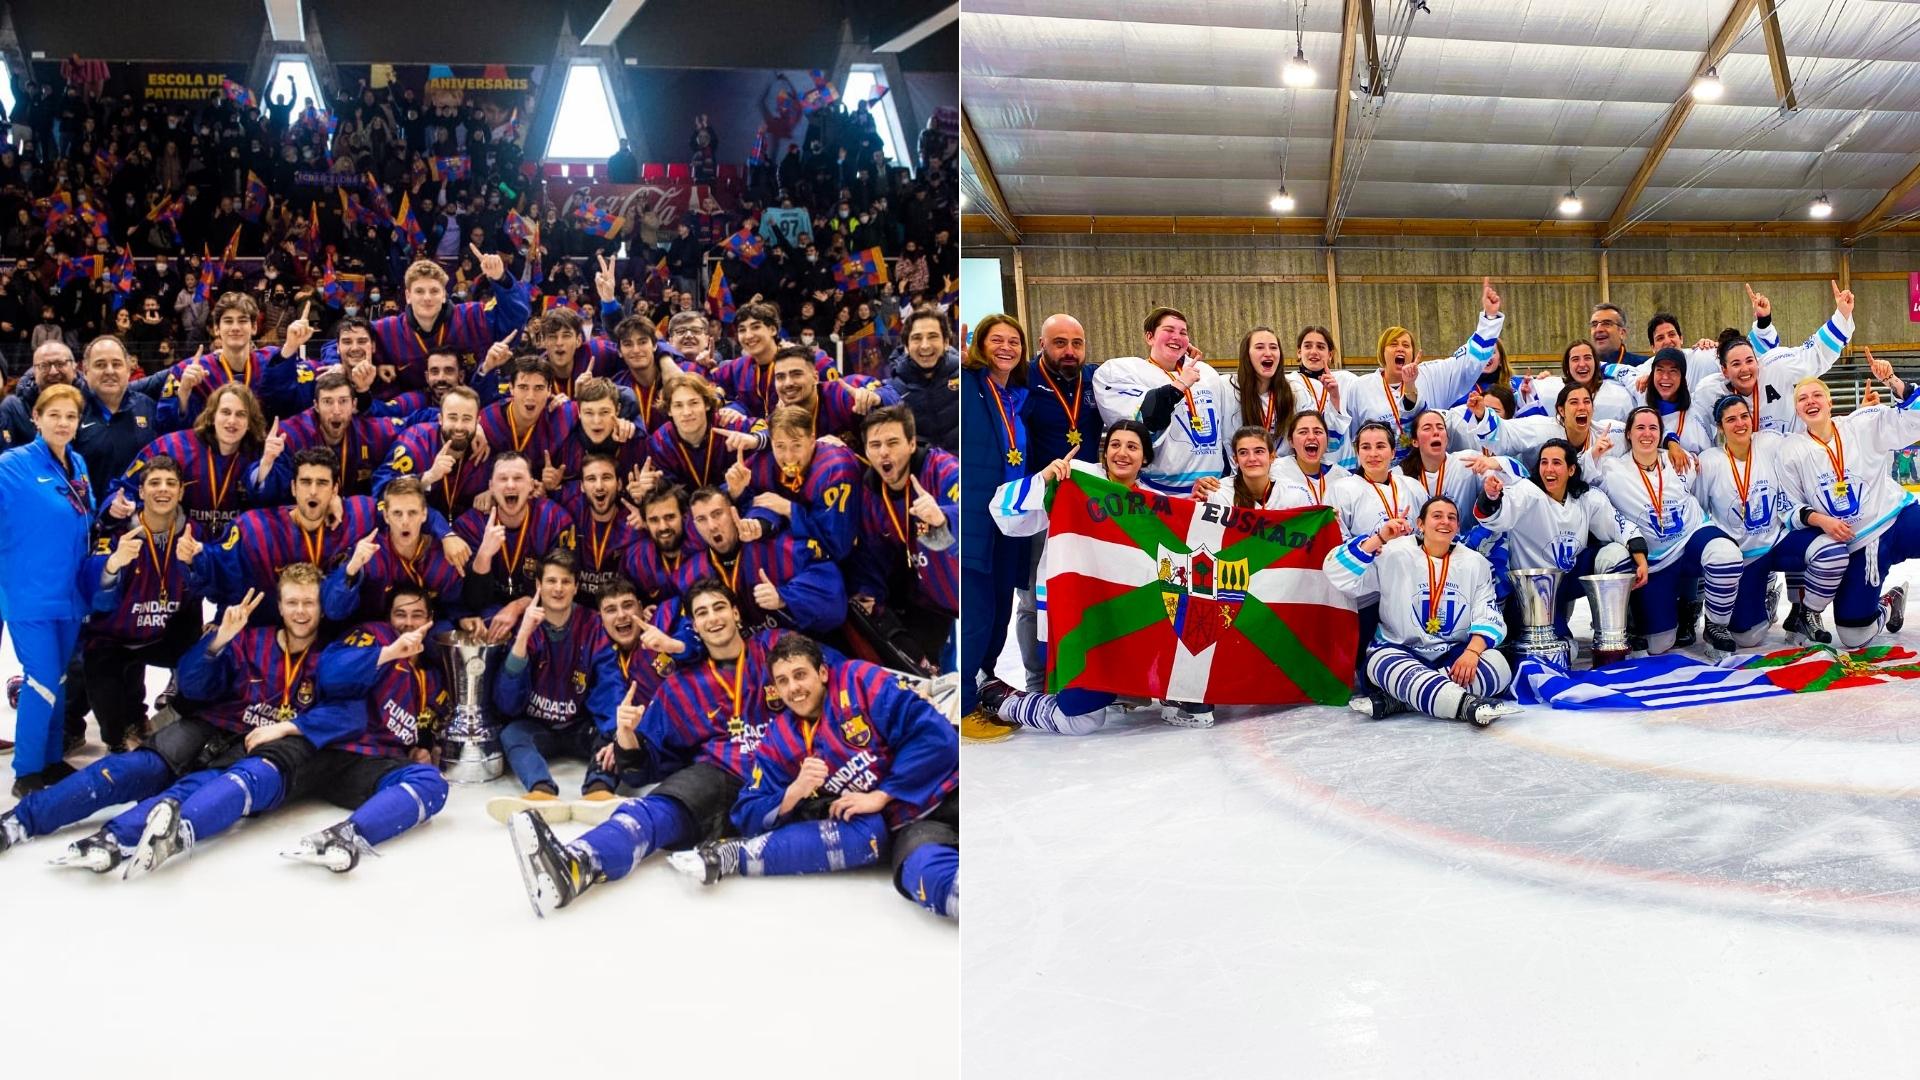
{"left": 1283, "top": 48, "right": 1315, "bottom": 88}
{"left": 1809, "top": 193, "right": 1833, "bottom": 219}
{"left": 1558, "top": 189, "right": 1583, "bottom": 216}
{"left": 1691, "top": 65, "right": 1724, "bottom": 102}
{"left": 1271, "top": 186, "right": 1296, "bottom": 213}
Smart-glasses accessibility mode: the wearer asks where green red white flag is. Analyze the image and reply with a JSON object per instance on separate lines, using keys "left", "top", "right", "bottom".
{"left": 1044, "top": 471, "right": 1356, "bottom": 705}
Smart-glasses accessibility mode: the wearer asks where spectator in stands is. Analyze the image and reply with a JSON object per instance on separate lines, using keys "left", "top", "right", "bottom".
{"left": 889, "top": 309, "right": 957, "bottom": 453}
{"left": 607, "top": 139, "right": 638, "bottom": 184}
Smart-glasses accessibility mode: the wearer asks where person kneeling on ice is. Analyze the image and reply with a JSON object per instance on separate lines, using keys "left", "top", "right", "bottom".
{"left": 1321, "top": 497, "right": 1519, "bottom": 726}
{"left": 485, "top": 550, "right": 619, "bottom": 825}
{"left": 665, "top": 634, "right": 960, "bottom": 918}
{"left": 0, "top": 566, "right": 325, "bottom": 868}
{"left": 976, "top": 419, "right": 1210, "bottom": 734}
{"left": 505, "top": 577, "right": 784, "bottom": 917}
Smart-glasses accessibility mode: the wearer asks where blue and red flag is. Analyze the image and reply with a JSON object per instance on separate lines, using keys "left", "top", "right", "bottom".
{"left": 56, "top": 254, "right": 101, "bottom": 289}
{"left": 396, "top": 193, "right": 426, "bottom": 250}
{"left": 78, "top": 203, "right": 111, "bottom": 241}
{"left": 221, "top": 78, "right": 259, "bottom": 111}
{"left": 148, "top": 195, "right": 184, "bottom": 245}
{"left": 832, "top": 246, "right": 890, "bottom": 291}
{"left": 94, "top": 146, "right": 120, "bottom": 180}
{"left": 111, "top": 247, "right": 137, "bottom": 310}
{"left": 430, "top": 155, "right": 470, "bottom": 183}
{"left": 725, "top": 226, "right": 766, "bottom": 268}
{"left": 363, "top": 174, "right": 395, "bottom": 228}
{"left": 707, "top": 265, "right": 735, "bottom": 324}
{"left": 41, "top": 190, "right": 71, "bottom": 230}
{"left": 802, "top": 70, "right": 839, "bottom": 114}
{"left": 241, "top": 171, "right": 269, "bottom": 222}
{"left": 573, "top": 200, "right": 624, "bottom": 239}
{"left": 505, "top": 210, "right": 542, "bottom": 284}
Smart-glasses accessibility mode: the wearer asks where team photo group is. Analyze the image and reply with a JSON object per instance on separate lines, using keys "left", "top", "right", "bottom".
{"left": 960, "top": 276, "right": 1920, "bottom": 733}
{"left": 0, "top": 71, "right": 962, "bottom": 926}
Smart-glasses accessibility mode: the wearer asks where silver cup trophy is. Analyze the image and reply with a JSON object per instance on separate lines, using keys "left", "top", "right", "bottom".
{"left": 1580, "top": 572, "right": 1636, "bottom": 668}
{"left": 1507, "top": 567, "right": 1572, "bottom": 669}
{"left": 433, "top": 629, "right": 506, "bottom": 783}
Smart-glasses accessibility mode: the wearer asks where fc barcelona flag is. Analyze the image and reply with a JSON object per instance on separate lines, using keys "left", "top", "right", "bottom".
{"left": 1033, "top": 470, "right": 1356, "bottom": 705}
{"left": 832, "top": 246, "right": 889, "bottom": 291}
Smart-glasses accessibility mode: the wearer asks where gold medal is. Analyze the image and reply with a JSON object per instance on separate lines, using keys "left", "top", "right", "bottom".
{"left": 1425, "top": 615, "right": 1441, "bottom": 634}
{"left": 1007, "top": 448, "right": 1022, "bottom": 466}
{"left": 1067, "top": 429, "right": 1083, "bottom": 447}
{"left": 1834, "top": 480, "right": 1849, "bottom": 498}
{"left": 276, "top": 706, "right": 296, "bottom": 724}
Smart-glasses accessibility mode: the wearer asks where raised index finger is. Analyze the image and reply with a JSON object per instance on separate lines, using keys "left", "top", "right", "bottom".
{"left": 470, "top": 243, "right": 485, "bottom": 261}
{"left": 623, "top": 681, "right": 638, "bottom": 706}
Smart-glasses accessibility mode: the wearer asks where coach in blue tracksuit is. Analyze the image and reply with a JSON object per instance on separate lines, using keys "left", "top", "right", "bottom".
{"left": 0, "top": 383, "right": 97, "bottom": 795}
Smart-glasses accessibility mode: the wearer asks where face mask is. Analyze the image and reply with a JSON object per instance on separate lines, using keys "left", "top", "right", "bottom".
{"left": 369, "top": 292, "right": 382, "bottom": 303}
{"left": 343, "top": 305, "right": 359, "bottom": 316}
{"left": 806, "top": 254, "right": 817, "bottom": 263}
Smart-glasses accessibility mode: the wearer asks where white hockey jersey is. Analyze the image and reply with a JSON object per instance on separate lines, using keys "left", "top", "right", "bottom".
{"left": 1694, "top": 432, "right": 1803, "bottom": 559}
{"left": 1093, "top": 354, "right": 1229, "bottom": 495}
{"left": 1322, "top": 534, "right": 1506, "bottom": 660}
{"left": 1283, "top": 368, "right": 1358, "bottom": 467}
{"left": 1231, "top": 456, "right": 1351, "bottom": 510}
{"left": 1582, "top": 450, "right": 1712, "bottom": 571}
{"left": 1529, "top": 376, "right": 1638, "bottom": 426}
{"left": 1472, "top": 476, "right": 1642, "bottom": 574}
{"left": 1685, "top": 308, "right": 1854, "bottom": 439}
{"left": 1344, "top": 311, "right": 1506, "bottom": 448}
{"left": 1774, "top": 399, "right": 1920, "bottom": 554}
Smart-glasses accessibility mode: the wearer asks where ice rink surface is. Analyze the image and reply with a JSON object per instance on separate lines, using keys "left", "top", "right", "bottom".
{"left": 0, "top": 663, "right": 956, "bottom": 1079}
{"left": 968, "top": 564, "right": 1920, "bottom": 1078}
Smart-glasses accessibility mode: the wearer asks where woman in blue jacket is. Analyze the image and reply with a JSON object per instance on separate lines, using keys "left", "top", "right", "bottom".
{"left": 959, "top": 314, "right": 1030, "bottom": 736}
{"left": 0, "top": 383, "right": 96, "bottom": 794}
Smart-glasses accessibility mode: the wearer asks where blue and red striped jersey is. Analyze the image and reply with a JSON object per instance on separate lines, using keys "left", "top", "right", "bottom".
{"left": 619, "top": 534, "right": 696, "bottom": 605}
{"left": 607, "top": 370, "right": 673, "bottom": 434}
{"left": 583, "top": 598, "right": 684, "bottom": 735}
{"left": 373, "top": 422, "right": 490, "bottom": 517}
{"left": 645, "top": 412, "right": 756, "bottom": 492}
{"left": 711, "top": 350, "right": 837, "bottom": 419}
{"left": 849, "top": 446, "right": 959, "bottom": 616}
{"left": 799, "top": 376, "right": 900, "bottom": 442}
{"left": 116, "top": 431, "right": 279, "bottom": 540}
{"left": 208, "top": 496, "right": 382, "bottom": 602}
{"left": 277, "top": 410, "right": 401, "bottom": 498}
{"left": 551, "top": 426, "right": 652, "bottom": 502}
{"left": 477, "top": 398, "right": 576, "bottom": 473}
{"left": 743, "top": 439, "right": 862, "bottom": 561}
{"left": 637, "top": 628, "right": 785, "bottom": 781}
{"left": 321, "top": 530, "right": 464, "bottom": 624}
{"left": 452, "top": 499, "right": 576, "bottom": 600}
{"left": 671, "top": 533, "right": 847, "bottom": 637}
{"left": 317, "top": 622, "right": 450, "bottom": 759}
{"left": 84, "top": 510, "right": 212, "bottom": 648}
{"left": 733, "top": 658, "right": 958, "bottom": 834}
{"left": 494, "top": 604, "right": 603, "bottom": 728}
{"left": 365, "top": 282, "right": 531, "bottom": 389}
{"left": 137, "top": 347, "right": 280, "bottom": 426}
{"left": 558, "top": 491, "right": 641, "bottom": 605}
{"left": 177, "top": 626, "right": 327, "bottom": 735}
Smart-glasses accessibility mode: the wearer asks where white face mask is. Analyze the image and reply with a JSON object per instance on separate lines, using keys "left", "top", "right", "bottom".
{"left": 343, "top": 305, "right": 359, "bottom": 316}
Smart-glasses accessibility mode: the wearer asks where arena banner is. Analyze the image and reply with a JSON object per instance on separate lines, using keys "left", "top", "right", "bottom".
{"left": 1909, "top": 271, "right": 1919, "bottom": 322}
{"left": 540, "top": 179, "right": 744, "bottom": 238}
{"left": 30, "top": 60, "right": 250, "bottom": 103}
{"left": 334, "top": 63, "right": 541, "bottom": 141}
{"left": 1514, "top": 644, "right": 1920, "bottom": 710}
{"left": 1041, "top": 471, "right": 1355, "bottom": 706}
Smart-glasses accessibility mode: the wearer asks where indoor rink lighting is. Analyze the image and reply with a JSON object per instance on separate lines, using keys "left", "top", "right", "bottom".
{"left": 1810, "top": 193, "right": 1833, "bottom": 218}
{"left": 1283, "top": 49, "right": 1316, "bottom": 88}
{"left": 1271, "top": 186, "right": 1296, "bottom": 213}
{"left": 1558, "top": 189, "right": 1583, "bottom": 216}
{"left": 1691, "top": 65, "right": 1724, "bottom": 101}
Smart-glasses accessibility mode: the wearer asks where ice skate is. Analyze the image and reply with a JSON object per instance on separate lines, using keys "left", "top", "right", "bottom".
{"left": 124, "top": 798, "right": 191, "bottom": 879}
{"left": 281, "top": 821, "right": 376, "bottom": 873}
{"left": 1457, "top": 695, "right": 1520, "bottom": 728}
{"left": 0, "top": 810, "right": 25, "bottom": 854}
{"left": 48, "top": 827, "right": 128, "bottom": 873}
{"left": 1783, "top": 603, "right": 1832, "bottom": 646}
{"left": 1348, "top": 688, "right": 1408, "bottom": 719}
{"left": 508, "top": 809, "right": 594, "bottom": 917}
{"left": 1883, "top": 586, "right": 1907, "bottom": 635}
{"left": 1703, "top": 621, "right": 1736, "bottom": 661}
{"left": 1159, "top": 701, "right": 1215, "bottom": 728}
{"left": 666, "top": 841, "right": 732, "bottom": 886}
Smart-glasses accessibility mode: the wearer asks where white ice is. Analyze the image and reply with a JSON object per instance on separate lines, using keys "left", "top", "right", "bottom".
{"left": 969, "top": 564, "right": 1920, "bottom": 1078}
{"left": 0, "top": 654, "right": 956, "bottom": 1079}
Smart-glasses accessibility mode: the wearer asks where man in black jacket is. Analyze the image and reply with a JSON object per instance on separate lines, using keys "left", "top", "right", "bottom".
{"left": 886, "top": 309, "right": 957, "bottom": 453}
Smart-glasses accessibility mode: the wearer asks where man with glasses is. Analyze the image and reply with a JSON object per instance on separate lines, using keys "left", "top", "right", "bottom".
{"left": 1588, "top": 303, "right": 1647, "bottom": 372}
{"left": 0, "top": 342, "right": 77, "bottom": 448}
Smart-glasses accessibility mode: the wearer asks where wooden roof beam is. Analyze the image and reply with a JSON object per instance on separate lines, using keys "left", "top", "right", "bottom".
{"left": 1323, "top": 0, "right": 1361, "bottom": 244}
{"left": 1847, "top": 157, "right": 1920, "bottom": 244}
{"left": 960, "top": 108, "right": 1022, "bottom": 245}
{"left": 1759, "top": 0, "right": 1796, "bottom": 112}
{"left": 1602, "top": 0, "right": 1759, "bottom": 246}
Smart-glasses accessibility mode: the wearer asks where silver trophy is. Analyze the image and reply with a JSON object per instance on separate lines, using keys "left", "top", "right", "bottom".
{"left": 1580, "top": 572, "right": 1636, "bottom": 668}
{"left": 432, "top": 629, "right": 506, "bottom": 784}
{"left": 1507, "top": 567, "right": 1572, "bottom": 669}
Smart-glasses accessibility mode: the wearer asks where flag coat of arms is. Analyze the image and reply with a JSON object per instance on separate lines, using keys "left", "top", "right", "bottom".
{"left": 833, "top": 246, "right": 889, "bottom": 291}
{"left": 1011, "top": 469, "right": 1356, "bottom": 706}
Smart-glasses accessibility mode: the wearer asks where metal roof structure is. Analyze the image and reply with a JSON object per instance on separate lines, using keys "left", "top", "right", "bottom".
{"left": 960, "top": 0, "right": 1920, "bottom": 242}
